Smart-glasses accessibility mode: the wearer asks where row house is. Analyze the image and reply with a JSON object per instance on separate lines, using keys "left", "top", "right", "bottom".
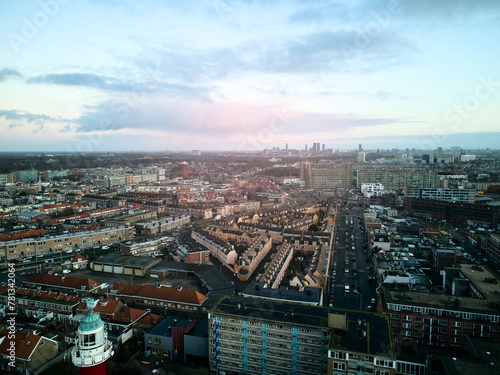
{"left": 0, "top": 286, "right": 81, "bottom": 323}
{"left": 191, "top": 229, "right": 238, "bottom": 266}
{"left": 205, "top": 226, "right": 261, "bottom": 245}
{"left": 260, "top": 241, "right": 293, "bottom": 289}
{"left": 233, "top": 234, "right": 272, "bottom": 282}
{"left": 24, "top": 273, "right": 101, "bottom": 296}
{"left": 282, "top": 230, "right": 331, "bottom": 254}
{"left": 0, "top": 328, "right": 59, "bottom": 375}
{"left": 107, "top": 282, "right": 208, "bottom": 314}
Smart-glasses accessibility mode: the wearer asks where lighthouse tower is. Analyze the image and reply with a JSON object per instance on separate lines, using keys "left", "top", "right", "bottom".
{"left": 72, "top": 298, "right": 113, "bottom": 375}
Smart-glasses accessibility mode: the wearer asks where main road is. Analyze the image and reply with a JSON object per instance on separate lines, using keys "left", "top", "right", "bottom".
{"left": 332, "top": 208, "right": 375, "bottom": 311}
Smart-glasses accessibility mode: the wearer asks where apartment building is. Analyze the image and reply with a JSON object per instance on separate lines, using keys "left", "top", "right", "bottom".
{"left": 300, "top": 161, "right": 353, "bottom": 189}
{"left": 480, "top": 233, "right": 500, "bottom": 261}
{"left": 378, "top": 263, "right": 500, "bottom": 351}
{"left": 191, "top": 229, "right": 238, "bottom": 266}
{"left": 135, "top": 215, "right": 190, "bottom": 235}
{"left": 216, "top": 200, "right": 261, "bottom": 217}
{"left": 163, "top": 204, "right": 213, "bottom": 219}
{"left": 233, "top": 234, "right": 272, "bottom": 282}
{"left": 0, "top": 226, "right": 133, "bottom": 261}
{"left": 357, "top": 169, "right": 437, "bottom": 190}
{"left": 404, "top": 198, "right": 499, "bottom": 228}
{"left": 405, "top": 188, "right": 476, "bottom": 204}
{"left": 120, "top": 236, "right": 168, "bottom": 257}
{"left": 209, "top": 296, "right": 401, "bottom": 375}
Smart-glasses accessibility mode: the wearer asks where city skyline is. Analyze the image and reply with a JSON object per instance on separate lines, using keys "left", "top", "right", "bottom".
{"left": 1, "top": 0, "right": 500, "bottom": 152}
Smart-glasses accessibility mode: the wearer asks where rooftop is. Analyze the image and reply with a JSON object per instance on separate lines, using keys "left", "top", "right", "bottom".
{"left": 93, "top": 253, "right": 160, "bottom": 268}
{"left": 211, "top": 296, "right": 393, "bottom": 356}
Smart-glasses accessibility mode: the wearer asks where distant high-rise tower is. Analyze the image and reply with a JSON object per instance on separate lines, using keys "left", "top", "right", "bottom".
{"left": 359, "top": 144, "right": 362, "bottom": 152}
{"left": 358, "top": 152, "right": 366, "bottom": 163}
{"left": 72, "top": 299, "right": 113, "bottom": 375}
{"left": 322, "top": 144, "right": 325, "bottom": 153}
{"left": 285, "top": 143, "right": 288, "bottom": 152}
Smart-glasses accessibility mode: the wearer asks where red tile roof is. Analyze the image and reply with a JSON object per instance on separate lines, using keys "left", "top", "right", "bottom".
{"left": 25, "top": 273, "right": 100, "bottom": 291}
{"left": 139, "top": 313, "right": 163, "bottom": 326}
{"left": 110, "top": 307, "right": 148, "bottom": 324}
{"left": 14, "top": 287, "right": 81, "bottom": 304}
{"left": 0, "top": 229, "right": 46, "bottom": 241}
{"left": 76, "top": 298, "right": 121, "bottom": 316}
{"left": 72, "top": 253, "right": 88, "bottom": 263}
{"left": 110, "top": 282, "right": 207, "bottom": 305}
{"left": 0, "top": 329, "right": 41, "bottom": 360}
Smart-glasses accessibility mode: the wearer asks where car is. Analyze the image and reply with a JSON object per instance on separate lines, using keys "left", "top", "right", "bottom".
{"left": 483, "top": 258, "right": 489, "bottom": 262}
{"left": 102, "top": 246, "right": 110, "bottom": 250}
{"left": 371, "top": 298, "right": 376, "bottom": 304}
{"left": 366, "top": 305, "right": 374, "bottom": 311}
{"left": 345, "top": 268, "right": 349, "bottom": 273}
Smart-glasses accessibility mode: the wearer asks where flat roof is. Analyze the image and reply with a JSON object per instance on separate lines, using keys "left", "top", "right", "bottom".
{"left": 93, "top": 253, "right": 159, "bottom": 268}
{"left": 211, "top": 296, "right": 393, "bottom": 356}
{"left": 385, "top": 287, "right": 500, "bottom": 314}
{"left": 242, "top": 282, "right": 322, "bottom": 305}
{"left": 148, "top": 315, "right": 194, "bottom": 338}
{"left": 459, "top": 264, "right": 500, "bottom": 304}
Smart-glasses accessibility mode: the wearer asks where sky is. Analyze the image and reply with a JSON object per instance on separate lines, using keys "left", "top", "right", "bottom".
{"left": 0, "top": 0, "right": 499, "bottom": 152}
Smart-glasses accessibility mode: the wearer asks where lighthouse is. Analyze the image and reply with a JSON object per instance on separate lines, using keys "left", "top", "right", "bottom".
{"left": 72, "top": 298, "right": 113, "bottom": 375}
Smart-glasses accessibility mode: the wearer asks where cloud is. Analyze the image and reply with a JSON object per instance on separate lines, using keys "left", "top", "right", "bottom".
{"left": 0, "top": 109, "right": 58, "bottom": 123}
{"left": 289, "top": 0, "right": 500, "bottom": 25}
{"left": 0, "top": 68, "right": 22, "bottom": 82}
{"left": 25, "top": 71, "right": 215, "bottom": 100}
{"left": 74, "top": 99, "right": 277, "bottom": 135}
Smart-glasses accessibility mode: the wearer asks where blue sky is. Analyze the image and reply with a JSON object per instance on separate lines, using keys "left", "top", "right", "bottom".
{"left": 1, "top": 0, "right": 499, "bottom": 152}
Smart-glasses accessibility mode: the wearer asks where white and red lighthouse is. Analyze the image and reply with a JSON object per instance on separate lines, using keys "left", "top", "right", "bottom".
{"left": 72, "top": 298, "right": 113, "bottom": 375}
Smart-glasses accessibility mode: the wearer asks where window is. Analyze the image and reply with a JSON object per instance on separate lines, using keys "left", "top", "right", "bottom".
{"left": 333, "top": 362, "right": 346, "bottom": 370}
